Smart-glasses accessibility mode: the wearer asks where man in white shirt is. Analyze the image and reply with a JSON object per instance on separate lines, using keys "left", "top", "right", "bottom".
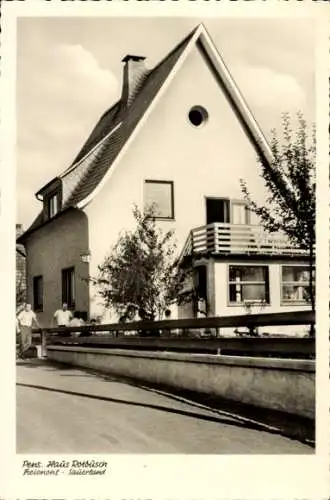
{"left": 53, "top": 303, "right": 73, "bottom": 335}
{"left": 17, "top": 303, "right": 40, "bottom": 358}
{"left": 68, "top": 311, "right": 85, "bottom": 338}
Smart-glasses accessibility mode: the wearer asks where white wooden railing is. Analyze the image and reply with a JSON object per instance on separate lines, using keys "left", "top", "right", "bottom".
{"left": 181, "top": 223, "right": 310, "bottom": 258}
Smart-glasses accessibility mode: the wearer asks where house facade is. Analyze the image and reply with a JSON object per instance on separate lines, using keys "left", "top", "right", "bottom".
{"left": 18, "top": 24, "right": 313, "bottom": 330}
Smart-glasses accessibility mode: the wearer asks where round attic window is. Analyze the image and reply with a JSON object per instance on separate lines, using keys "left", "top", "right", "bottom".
{"left": 188, "top": 106, "right": 208, "bottom": 127}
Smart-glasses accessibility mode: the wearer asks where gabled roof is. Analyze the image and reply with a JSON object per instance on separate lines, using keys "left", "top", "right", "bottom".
{"left": 68, "top": 101, "right": 122, "bottom": 168}
{"left": 19, "top": 23, "right": 275, "bottom": 242}
{"left": 62, "top": 26, "right": 197, "bottom": 208}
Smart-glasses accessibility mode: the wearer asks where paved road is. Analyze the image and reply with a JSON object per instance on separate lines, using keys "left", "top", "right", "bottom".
{"left": 17, "top": 359, "right": 312, "bottom": 454}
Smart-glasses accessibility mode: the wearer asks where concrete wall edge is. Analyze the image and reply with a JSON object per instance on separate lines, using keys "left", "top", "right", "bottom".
{"left": 46, "top": 346, "right": 315, "bottom": 372}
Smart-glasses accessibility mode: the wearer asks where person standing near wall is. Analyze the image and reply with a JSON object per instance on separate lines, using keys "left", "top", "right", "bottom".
{"left": 17, "top": 303, "right": 40, "bottom": 358}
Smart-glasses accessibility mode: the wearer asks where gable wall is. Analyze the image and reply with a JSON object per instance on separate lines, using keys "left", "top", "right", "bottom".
{"left": 85, "top": 44, "right": 269, "bottom": 319}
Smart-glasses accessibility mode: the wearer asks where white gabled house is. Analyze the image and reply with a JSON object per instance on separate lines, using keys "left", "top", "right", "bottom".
{"left": 18, "top": 24, "right": 314, "bottom": 329}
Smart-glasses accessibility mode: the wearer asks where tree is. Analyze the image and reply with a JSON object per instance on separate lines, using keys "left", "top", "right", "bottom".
{"left": 240, "top": 112, "right": 316, "bottom": 316}
{"left": 93, "top": 205, "right": 194, "bottom": 321}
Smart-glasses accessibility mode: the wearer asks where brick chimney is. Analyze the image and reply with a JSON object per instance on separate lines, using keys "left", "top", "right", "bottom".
{"left": 121, "top": 55, "right": 148, "bottom": 108}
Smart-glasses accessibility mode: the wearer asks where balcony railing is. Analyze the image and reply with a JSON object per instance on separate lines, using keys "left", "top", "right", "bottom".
{"left": 181, "top": 223, "right": 310, "bottom": 258}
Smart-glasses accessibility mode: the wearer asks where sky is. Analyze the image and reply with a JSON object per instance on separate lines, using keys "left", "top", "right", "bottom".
{"left": 16, "top": 17, "right": 316, "bottom": 229}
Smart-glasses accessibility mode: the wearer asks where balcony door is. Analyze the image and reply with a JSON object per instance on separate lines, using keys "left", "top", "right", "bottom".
{"left": 206, "top": 198, "right": 230, "bottom": 224}
{"left": 206, "top": 198, "right": 250, "bottom": 225}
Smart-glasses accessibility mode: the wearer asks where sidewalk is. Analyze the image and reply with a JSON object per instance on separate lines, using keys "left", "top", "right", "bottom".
{"left": 17, "top": 359, "right": 313, "bottom": 454}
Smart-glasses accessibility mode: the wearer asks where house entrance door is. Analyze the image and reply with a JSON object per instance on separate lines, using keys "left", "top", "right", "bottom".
{"left": 194, "top": 265, "right": 208, "bottom": 318}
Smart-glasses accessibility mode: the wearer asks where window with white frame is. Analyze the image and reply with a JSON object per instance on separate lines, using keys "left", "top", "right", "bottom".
{"left": 231, "top": 201, "right": 250, "bottom": 225}
{"left": 144, "top": 180, "right": 174, "bottom": 219}
{"left": 229, "top": 265, "right": 269, "bottom": 304}
{"left": 281, "top": 265, "right": 315, "bottom": 304}
{"left": 48, "top": 193, "right": 59, "bottom": 218}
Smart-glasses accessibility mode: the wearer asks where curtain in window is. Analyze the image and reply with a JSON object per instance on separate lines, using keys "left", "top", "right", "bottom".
{"left": 229, "top": 266, "right": 269, "bottom": 304}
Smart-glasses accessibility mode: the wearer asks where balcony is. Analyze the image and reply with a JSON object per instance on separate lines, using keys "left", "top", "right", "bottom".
{"left": 181, "top": 223, "right": 310, "bottom": 258}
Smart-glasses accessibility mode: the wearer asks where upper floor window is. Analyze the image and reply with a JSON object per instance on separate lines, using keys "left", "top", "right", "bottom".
{"left": 144, "top": 180, "right": 174, "bottom": 219}
{"left": 33, "top": 275, "right": 43, "bottom": 312}
{"left": 48, "top": 193, "right": 59, "bottom": 218}
{"left": 229, "top": 265, "right": 269, "bottom": 305}
{"left": 281, "top": 265, "right": 315, "bottom": 304}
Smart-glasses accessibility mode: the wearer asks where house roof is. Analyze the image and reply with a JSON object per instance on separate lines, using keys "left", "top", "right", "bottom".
{"left": 19, "top": 23, "right": 275, "bottom": 243}
{"left": 68, "top": 101, "right": 122, "bottom": 168}
{"left": 63, "top": 27, "right": 197, "bottom": 206}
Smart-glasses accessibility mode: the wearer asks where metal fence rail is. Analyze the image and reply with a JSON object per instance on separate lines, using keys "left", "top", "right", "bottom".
{"left": 33, "top": 310, "right": 315, "bottom": 359}
{"left": 34, "top": 310, "right": 314, "bottom": 335}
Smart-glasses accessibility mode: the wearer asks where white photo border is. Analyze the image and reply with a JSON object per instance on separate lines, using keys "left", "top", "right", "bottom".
{"left": 1, "top": 1, "right": 329, "bottom": 499}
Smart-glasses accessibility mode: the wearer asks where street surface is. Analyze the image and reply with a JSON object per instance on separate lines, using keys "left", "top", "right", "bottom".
{"left": 17, "top": 359, "right": 312, "bottom": 454}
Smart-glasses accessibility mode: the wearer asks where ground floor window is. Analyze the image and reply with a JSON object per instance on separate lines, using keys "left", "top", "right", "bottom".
{"left": 281, "top": 265, "right": 315, "bottom": 304}
{"left": 33, "top": 275, "right": 43, "bottom": 311}
{"left": 229, "top": 265, "right": 269, "bottom": 304}
{"left": 62, "top": 267, "right": 75, "bottom": 309}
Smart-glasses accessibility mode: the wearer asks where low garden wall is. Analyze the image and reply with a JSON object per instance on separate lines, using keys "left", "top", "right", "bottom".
{"left": 47, "top": 346, "right": 315, "bottom": 419}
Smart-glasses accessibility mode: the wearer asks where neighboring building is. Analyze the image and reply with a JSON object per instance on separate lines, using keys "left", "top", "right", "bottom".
{"left": 17, "top": 24, "right": 314, "bottom": 330}
{"left": 16, "top": 223, "right": 26, "bottom": 308}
